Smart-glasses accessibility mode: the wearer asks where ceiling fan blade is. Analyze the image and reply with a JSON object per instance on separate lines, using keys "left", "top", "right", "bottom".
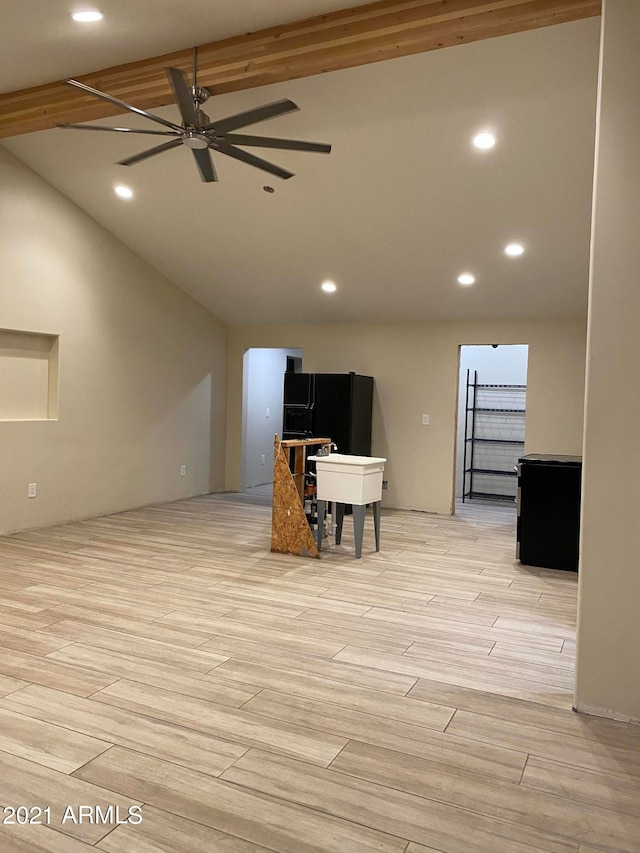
{"left": 205, "top": 99, "right": 299, "bottom": 134}
{"left": 117, "top": 139, "right": 183, "bottom": 167}
{"left": 210, "top": 141, "right": 294, "bottom": 180}
{"left": 66, "top": 79, "right": 184, "bottom": 133}
{"left": 166, "top": 67, "right": 201, "bottom": 128}
{"left": 58, "top": 122, "right": 179, "bottom": 136}
{"left": 221, "top": 133, "right": 331, "bottom": 154}
{"left": 192, "top": 148, "right": 218, "bottom": 182}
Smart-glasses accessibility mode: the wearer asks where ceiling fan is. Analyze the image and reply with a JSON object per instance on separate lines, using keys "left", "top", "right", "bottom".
{"left": 57, "top": 49, "right": 332, "bottom": 183}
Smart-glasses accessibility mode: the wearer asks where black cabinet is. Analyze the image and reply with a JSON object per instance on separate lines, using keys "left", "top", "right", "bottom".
{"left": 283, "top": 372, "right": 373, "bottom": 455}
{"left": 517, "top": 454, "right": 582, "bottom": 572}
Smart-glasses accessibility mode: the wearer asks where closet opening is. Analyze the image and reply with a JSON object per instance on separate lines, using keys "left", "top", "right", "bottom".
{"left": 241, "top": 347, "right": 302, "bottom": 493}
{"left": 455, "top": 344, "right": 529, "bottom": 511}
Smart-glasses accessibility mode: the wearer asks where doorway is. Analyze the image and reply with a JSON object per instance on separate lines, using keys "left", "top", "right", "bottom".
{"left": 241, "top": 347, "right": 302, "bottom": 491}
{"left": 455, "top": 344, "right": 529, "bottom": 507}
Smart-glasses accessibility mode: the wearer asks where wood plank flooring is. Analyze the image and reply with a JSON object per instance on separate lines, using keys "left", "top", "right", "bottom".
{"left": 0, "top": 490, "right": 638, "bottom": 852}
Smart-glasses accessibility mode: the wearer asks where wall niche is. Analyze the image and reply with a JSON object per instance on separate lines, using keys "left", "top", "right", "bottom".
{"left": 0, "top": 329, "right": 59, "bottom": 420}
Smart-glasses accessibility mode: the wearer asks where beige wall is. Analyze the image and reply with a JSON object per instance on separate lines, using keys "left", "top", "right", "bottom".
{"left": 227, "top": 317, "right": 587, "bottom": 512}
{"left": 576, "top": 0, "right": 640, "bottom": 722}
{"left": 0, "top": 147, "right": 227, "bottom": 535}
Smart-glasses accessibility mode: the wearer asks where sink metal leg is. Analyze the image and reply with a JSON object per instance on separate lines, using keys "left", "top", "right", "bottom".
{"left": 316, "top": 500, "right": 325, "bottom": 552}
{"left": 352, "top": 503, "right": 366, "bottom": 559}
{"left": 373, "top": 500, "right": 381, "bottom": 551}
{"left": 335, "top": 503, "right": 345, "bottom": 544}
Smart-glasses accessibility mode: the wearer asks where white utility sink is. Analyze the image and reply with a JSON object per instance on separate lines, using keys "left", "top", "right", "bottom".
{"left": 308, "top": 453, "right": 387, "bottom": 505}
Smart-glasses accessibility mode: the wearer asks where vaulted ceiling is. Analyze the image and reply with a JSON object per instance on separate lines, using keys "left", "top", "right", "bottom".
{"left": 1, "top": 1, "right": 601, "bottom": 324}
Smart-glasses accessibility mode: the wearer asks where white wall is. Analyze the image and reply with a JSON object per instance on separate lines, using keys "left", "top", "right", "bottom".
{"left": 455, "top": 344, "right": 529, "bottom": 497}
{"left": 227, "top": 318, "right": 586, "bottom": 514}
{"left": 575, "top": 0, "right": 640, "bottom": 722}
{"left": 459, "top": 344, "right": 529, "bottom": 387}
{"left": 0, "top": 146, "right": 228, "bottom": 535}
{"left": 242, "top": 347, "right": 301, "bottom": 488}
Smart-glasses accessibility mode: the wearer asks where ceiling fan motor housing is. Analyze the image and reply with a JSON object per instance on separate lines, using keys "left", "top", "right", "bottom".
{"left": 183, "top": 131, "right": 209, "bottom": 149}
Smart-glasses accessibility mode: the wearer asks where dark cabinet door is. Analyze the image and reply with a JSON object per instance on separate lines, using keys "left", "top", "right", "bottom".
{"left": 312, "top": 374, "right": 353, "bottom": 452}
{"left": 349, "top": 375, "right": 374, "bottom": 456}
{"left": 284, "top": 373, "right": 313, "bottom": 406}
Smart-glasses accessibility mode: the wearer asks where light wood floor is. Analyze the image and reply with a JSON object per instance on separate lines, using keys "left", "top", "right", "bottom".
{"left": 0, "top": 491, "right": 639, "bottom": 853}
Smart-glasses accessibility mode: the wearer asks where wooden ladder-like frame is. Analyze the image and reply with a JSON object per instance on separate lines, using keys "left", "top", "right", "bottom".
{"left": 270, "top": 435, "right": 330, "bottom": 558}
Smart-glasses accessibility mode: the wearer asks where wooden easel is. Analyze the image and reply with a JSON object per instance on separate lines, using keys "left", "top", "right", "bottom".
{"left": 270, "top": 435, "right": 330, "bottom": 558}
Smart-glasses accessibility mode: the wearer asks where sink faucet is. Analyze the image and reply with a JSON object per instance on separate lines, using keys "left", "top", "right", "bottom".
{"left": 317, "top": 442, "right": 338, "bottom": 457}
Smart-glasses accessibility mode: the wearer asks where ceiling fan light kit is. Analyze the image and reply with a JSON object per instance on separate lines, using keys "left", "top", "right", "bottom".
{"left": 58, "top": 49, "right": 331, "bottom": 183}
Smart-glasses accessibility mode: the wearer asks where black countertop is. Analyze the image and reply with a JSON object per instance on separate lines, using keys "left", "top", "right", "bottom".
{"left": 519, "top": 454, "right": 582, "bottom": 465}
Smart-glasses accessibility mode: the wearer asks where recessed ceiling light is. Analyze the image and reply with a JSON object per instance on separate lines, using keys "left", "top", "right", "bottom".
{"left": 505, "top": 243, "right": 525, "bottom": 257}
{"left": 457, "top": 273, "right": 476, "bottom": 286}
{"left": 473, "top": 132, "right": 496, "bottom": 150}
{"left": 114, "top": 185, "right": 134, "bottom": 200}
{"left": 72, "top": 10, "right": 104, "bottom": 22}
{"left": 321, "top": 280, "right": 337, "bottom": 293}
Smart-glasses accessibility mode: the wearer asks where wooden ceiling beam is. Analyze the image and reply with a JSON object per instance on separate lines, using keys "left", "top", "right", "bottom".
{"left": 0, "top": 0, "right": 600, "bottom": 139}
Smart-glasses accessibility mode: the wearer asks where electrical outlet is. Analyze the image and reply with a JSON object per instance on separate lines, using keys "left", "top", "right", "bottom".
{"left": 180, "top": 465, "right": 187, "bottom": 476}
{"left": 422, "top": 414, "right": 430, "bottom": 425}
{"left": 261, "top": 454, "right": 266, "bottom": 465}
{"left": 382, "top": 480, "right": 388, "bottom": 490}
{"left": 28, "top": 483, "right": 37, "bottom": 498}
{"left": 265, "top": 407, "right": 270, "bottom": 418}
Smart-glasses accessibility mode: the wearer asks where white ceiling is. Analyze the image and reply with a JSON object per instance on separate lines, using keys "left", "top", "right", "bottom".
{"left": 2, "top": 4, "right": 601, "bottom": 325}
{"left": 0, "top": 0, "right": 376, "bottom": 92}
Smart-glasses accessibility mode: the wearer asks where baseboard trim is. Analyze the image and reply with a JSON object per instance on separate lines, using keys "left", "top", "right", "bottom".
{"left": 573, "top": 703, "right": 640, "bottom": 725}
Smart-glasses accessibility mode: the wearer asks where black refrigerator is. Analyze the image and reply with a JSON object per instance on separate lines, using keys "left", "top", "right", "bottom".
{"left": 516, "top": 454, "right": 582, "bottom": 572}
{"left": 283, "top": 372, "right": 373, "bottom": 455}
